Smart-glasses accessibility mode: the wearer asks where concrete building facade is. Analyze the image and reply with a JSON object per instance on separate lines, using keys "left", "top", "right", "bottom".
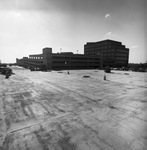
{"left": 84, "top": 39, "right": 129, "bottom": 67}
{"left": 16, "top": 48, "right": 101, "bottom": 70}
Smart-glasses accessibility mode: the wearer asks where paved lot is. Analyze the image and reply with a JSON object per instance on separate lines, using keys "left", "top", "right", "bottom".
{"left": 0, "top": 66, "right": 147, "bottom": 150}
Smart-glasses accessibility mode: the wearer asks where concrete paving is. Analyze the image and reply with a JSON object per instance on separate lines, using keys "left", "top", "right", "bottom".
{"left": 0, "top": 66, "right": 147, "bottom": 150}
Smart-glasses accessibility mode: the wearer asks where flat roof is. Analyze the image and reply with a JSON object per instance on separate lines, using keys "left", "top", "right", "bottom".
{"left": 85, "top": 39, "right": 122, "bottom": 45}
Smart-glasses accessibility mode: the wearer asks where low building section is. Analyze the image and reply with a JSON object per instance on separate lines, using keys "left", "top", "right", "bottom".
{"left": 16, "top": 48, "right": 101, "bottom": 70}
{"left": 84, "top": 39, "right": 129, "bottom": 67}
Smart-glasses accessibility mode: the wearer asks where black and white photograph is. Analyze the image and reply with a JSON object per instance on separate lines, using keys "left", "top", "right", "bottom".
{"left": 0, "top": 0, "right": 146, "bottom": 149}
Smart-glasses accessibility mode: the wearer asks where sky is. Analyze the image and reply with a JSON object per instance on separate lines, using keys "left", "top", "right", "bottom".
{"left": 0, "top": 0, "right": 146, "bottom": 63}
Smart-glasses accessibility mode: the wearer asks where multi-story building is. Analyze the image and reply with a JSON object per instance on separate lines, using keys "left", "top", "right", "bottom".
{"left": 16, "top": 48, "right": 101, "bottom": 70}
{"left": 84, "top": 39, "right": 129, "bottom": 67}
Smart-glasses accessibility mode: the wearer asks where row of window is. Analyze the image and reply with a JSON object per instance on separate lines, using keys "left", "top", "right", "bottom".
{"left": 85, "top": 44, "right": 124, "bottom": 49}
{"left": 85, "top": 50, "right": 128, "bottom": 55}
{"left": 85, "top": 50, "right": 115, "bottom": 53}
{"left": 85, "top": 46, "right": 127, "bottom": 52}
{"left": 116, "top": 49, "right": 129, "bottom": 53}
{"left": 29, "top": 57, "right": 43, "bottom": 59}
{"left": 86, "top": 52, "right": 113, "bottom": 55}
{"left": 116, "top": 57, "right": 128, "bottom": 60}
{"left": 20, "top": 60, "right": 43, "bottom": 64}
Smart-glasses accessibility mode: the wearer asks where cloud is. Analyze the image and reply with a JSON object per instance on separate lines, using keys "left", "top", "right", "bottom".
{"left": 105, "top": 13, "right": 110, "bottom": 18}
{"left": 131, "top": 46, "right": 139, "bottom": 48}
{"left": 106, "top": 31, "right": 112, "bottom": 35}
{"left": 103, "top": 31, "right": 119, "bottom": 39}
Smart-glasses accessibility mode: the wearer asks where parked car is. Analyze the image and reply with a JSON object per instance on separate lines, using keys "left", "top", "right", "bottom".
{"left": 0, "top": 67, "right": 13, "bottom": 78}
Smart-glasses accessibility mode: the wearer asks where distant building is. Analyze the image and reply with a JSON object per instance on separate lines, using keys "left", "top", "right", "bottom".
{"left": 84, "top": 39, "right": 129, "bottom": 67}
{"left": 16, "top": 48, "right": 101, "bottom": 70}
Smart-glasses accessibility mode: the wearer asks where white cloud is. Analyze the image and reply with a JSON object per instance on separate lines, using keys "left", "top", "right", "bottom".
{"left": 103, "top": 31, "right": 119, "bottom": 39}
{"left": 105, "top": 14, "right": 110, "bottom": 18}
{"left": 131, "top": 46, "right": 139, "bottom": 48}
{"left": 106, "top": 31, "right": 112, "bottom": 35}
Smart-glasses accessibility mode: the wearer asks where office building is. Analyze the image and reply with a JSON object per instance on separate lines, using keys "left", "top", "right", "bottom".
{"left": 84, "top": 39, "right": 129, "bottom": 67}
{"left": 16, "top": 48, "right": 101, "bottom": 70}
